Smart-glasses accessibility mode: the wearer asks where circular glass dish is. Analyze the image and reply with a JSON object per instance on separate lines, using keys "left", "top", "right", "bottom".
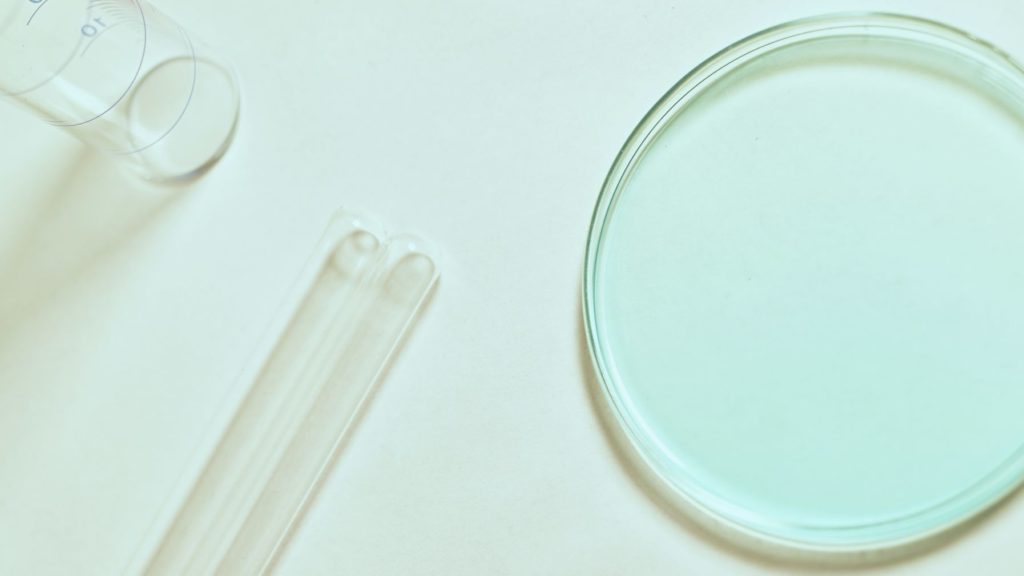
{"left": 584, "top": 13, "right": 1024, "bottom": 556}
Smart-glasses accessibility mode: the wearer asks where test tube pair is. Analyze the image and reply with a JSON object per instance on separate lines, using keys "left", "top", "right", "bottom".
{"left": 141, "top": 216, "right": 439, "bottom": 575}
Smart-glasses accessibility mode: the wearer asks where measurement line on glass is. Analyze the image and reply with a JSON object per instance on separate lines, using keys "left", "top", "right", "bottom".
{"left": 1, "top": 0, "right": 241, "bottom": 180}
{"left": 17, "top": 0, "right": 148, "bottom": 127}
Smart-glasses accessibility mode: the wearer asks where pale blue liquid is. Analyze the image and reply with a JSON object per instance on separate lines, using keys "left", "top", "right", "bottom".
{"left": 594, "top": 36, "right": 1024, "bottom": 539}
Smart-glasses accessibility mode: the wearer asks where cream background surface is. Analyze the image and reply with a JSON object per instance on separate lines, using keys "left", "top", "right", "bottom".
{"left": 1, "top": 1, "right": 1023, "bottom": 574}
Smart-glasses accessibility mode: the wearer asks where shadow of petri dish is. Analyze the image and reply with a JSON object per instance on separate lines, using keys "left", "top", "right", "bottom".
{"left": 584, "top": 13, "right": 1024, "bottom": 560}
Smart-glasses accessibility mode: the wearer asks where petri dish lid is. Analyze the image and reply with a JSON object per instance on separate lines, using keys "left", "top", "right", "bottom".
{"left": 584, "top": 13, "right": 1024, "bottom": 556}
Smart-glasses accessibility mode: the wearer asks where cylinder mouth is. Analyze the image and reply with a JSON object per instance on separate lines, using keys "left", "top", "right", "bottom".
{"left": 125, "top": 54, "right": 241, "bottom": 182}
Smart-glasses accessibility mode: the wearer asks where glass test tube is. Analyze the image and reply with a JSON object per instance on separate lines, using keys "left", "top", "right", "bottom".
{"left": 143, "top": 214, "right": 439, "bottom": 575}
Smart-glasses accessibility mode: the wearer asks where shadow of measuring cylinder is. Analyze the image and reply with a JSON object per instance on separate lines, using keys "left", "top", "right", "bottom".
{"left": 0, "top": 0, "right": 241, "bottom": 334}
{"left": 0, "top": 140, "right": 183, "bottom": 336}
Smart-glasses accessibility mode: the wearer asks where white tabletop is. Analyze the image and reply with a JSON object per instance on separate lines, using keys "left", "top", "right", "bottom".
{"left": 2, "top": 0, "right": 1023, "bottom": 574}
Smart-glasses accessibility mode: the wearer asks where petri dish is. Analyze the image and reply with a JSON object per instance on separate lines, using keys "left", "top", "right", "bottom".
{"left": 584, "top": 13, "right": 1024, "bottom": 557}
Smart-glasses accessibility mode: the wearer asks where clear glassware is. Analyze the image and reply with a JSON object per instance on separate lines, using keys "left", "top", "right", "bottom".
{"left": 585, "top": 12, "right": 1024, "bottom": 561}
{"left": 139, "top": 213, "right": 439, "bottom": 575}
{"left": 0, "top": 0, "right": 240, "bottom": 182}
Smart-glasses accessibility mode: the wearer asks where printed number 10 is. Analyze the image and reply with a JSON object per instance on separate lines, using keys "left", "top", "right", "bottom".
{"left": 24, "top": 0, "right": 107, "bottom": 37}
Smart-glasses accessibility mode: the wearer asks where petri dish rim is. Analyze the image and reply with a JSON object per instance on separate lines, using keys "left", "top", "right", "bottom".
{"left": 583, "top": 12, "right": 1024, "bottom": 555}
